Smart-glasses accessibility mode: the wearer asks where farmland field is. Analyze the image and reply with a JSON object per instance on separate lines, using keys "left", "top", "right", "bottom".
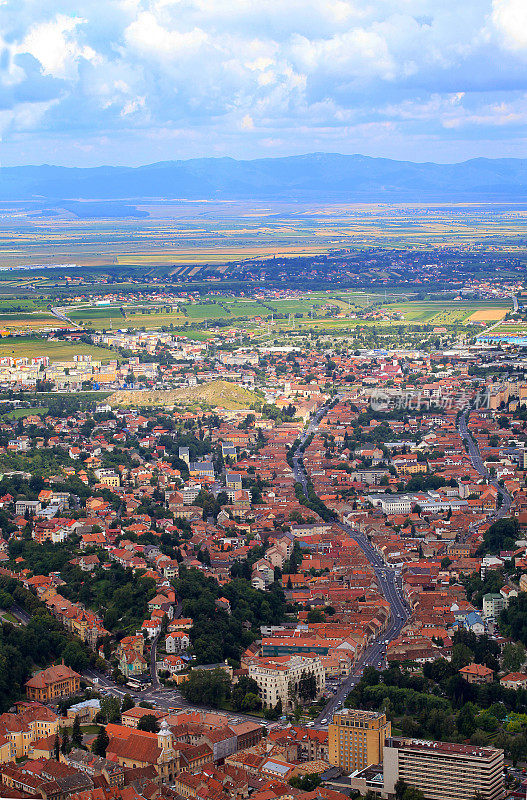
{"left": 0, "top": 336, "right": 114, "bottom": 362}
{"left": 488, "top": 322, "right": 527, "bottom": 333}
{"left": 1, "top": 201, "right": 527, "bottom": 276}
{"left": 468, "top": 307, "right": 509, "bottom": 321}
{"left": 0, "top": 312, "right": 59, "bottom": 330}
{"left": 384, "top": 300, "right": 511, "bottom": 325}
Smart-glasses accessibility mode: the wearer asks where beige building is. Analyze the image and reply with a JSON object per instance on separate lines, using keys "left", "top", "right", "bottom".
{"left": 25, "top": 663, "right": 80, "bottom": 702}
{"left": 94, "top": 469, "right": 120, "bottom": 488}
{"left": 0, "top": 705, "right": 59, "bottom": 759}
{"left": 383, "top": 738, "right": 504, "bottom": 800}
{"left": 248, "top": 655, "right": 325, "bottom": 711}
{"left": 328, "top": 709, "right": 391, "bottom": 772}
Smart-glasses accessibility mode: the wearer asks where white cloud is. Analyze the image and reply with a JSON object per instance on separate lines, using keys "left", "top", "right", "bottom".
{"left": 124, "top": 12, "right": 208, "bottom": 57}
{"left": 21, "top": 14, "right": 99, "bottom": 79}
{"left": 2, "top": 0, "right": 527, "bottom": 164}
{"left": 492, "top": 0, "right": 527, "bottom": 51}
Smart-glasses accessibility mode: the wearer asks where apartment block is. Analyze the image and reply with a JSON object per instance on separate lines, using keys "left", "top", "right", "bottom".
{"left": 383, "top": 737, "right": 504, "bottom": 800}
{"left": 328, "top": 709, "right": 391, "bottom": 772}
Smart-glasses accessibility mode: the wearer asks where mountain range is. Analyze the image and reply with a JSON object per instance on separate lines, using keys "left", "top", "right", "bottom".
{"left": 2, "top": 153, "right": 527, "bottom": 203}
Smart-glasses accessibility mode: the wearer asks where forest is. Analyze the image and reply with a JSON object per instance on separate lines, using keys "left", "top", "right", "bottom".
{"left": 0, "top": 575, "right": 93, "bottom": 712}
{"left": 174, "top": 566, "right": 285, "bottom": 665}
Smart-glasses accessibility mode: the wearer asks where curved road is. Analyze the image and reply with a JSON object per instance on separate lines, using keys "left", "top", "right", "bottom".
{"left": 458, "top": 409, "right": 512, "bottom": 527}
{"left": 291, "top": 400, "right": 411, "bottom": 727}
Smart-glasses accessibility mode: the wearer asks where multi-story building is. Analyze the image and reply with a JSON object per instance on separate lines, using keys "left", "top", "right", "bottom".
{"left": 0, "top": 705, "right": 59, "bottom": 759}
{"left": 25, "top": 663, "right": 81, "bottom": 703}
{"left": 248, "top": 655, "right": 325, "bottom": 711}
{"left": 383, "top": 737, "right": 504, "bottom": 800}
{"left": 328, "top": 709, "right": 391, "bottom": 772}
{"left": 482, "top": 593, "right": 506, "bottom": 620}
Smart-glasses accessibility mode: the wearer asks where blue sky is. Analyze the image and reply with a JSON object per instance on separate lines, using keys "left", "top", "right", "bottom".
{"left": 1, "top": 0, "right": 527, "bottom": 166}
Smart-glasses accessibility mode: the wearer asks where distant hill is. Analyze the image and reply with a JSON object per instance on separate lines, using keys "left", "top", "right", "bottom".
{"left": 108, "top": 380, "right": 256, "bottom": 410}
{"left": 2, "top": 153, "right": 527, "bottom": 203}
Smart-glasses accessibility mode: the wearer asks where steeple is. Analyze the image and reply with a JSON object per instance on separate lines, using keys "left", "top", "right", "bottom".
{"left": 157, "top": 719, "right": 173, "bottom": 753}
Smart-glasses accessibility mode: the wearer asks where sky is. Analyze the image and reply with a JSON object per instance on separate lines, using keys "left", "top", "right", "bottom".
{"left": 1, "top": 0, "right": 527, "bottom": 167}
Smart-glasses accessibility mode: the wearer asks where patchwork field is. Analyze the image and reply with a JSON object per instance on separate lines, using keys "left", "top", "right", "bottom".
{"left": 384, "top": 300, "right": 511, "bottom": 325}
{"left": 0, "top": 336, "right": 114, "bottom": 362}
{"left": 1, "top": 202, "right": 527, "bottom": 276}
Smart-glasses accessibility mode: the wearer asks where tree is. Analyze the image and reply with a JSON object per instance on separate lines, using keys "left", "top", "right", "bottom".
{"left": 137, "top": 714, "right": 160, "bottom": 733}
{"left": 121, "top": 693, "right": 134, "bottom": 714}
{"left": 289, "top": 774, "right": 322, "bottom": 791}
{"left": 61, "top": 728, "right": 71, "bottom": 755}
{"left": 231, "top": 677, "right": 261, "bottom": 711}
{"left": 500, "top": 594, "right": 527, "bottom": 647}
{"left": 395, "top": 780, "right": 425, "bottom": 800}
{"left": 71, "top": 715, "right": 83, "bottom": 749}
{"left": 502, "top": 641, "right": 526, "bottom": 673}
{"left": 457, "top": 702, "right": 477, "bottom": 738}
{"left": 451, "top": 643, "right": 474, "bottom": 671}
{"left": 242, "top": 692, "right": 261, "bottom": 711}
{"left": 395, "top": 780, "right": 409, "bottom": 800}
{"left": 298, "top": 671, "right": 317, "bottom": 702}
{"left": 53, "top": 733, "right": 60, "bottom": 761}
{"left": 92, "top": 726, "right": 109, "bottom": 757}
{"left": 181, "top": 668, "right": 231, "bottom": 707}
{"left": 482, "top": 517, "right": 518, "bottom": 554}
{"left": 402, "top": 789, "right": 426, "bottom": 800}
{"left": 100, "top": 695, "right": 121, "bottom": 724}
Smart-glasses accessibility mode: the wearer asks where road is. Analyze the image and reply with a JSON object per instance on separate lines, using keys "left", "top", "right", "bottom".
{"left": 48, "top": 306, "right": 82, "bottom": 330}
{"left": 11, "top": 604, "right": 30, "bottom": 625}
{"left": 150, "top": 633, "right": 160, "bottom": 690}
{"left": 291, "top": 400, "right": 411, "bottom": 727}
{"left": 458, "top": 409, "right": 512, "bottom": 526}
{"left": 82, "top": 665, "right": 265, "bottom": 727}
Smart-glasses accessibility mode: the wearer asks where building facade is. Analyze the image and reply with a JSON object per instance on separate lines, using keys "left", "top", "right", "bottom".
{"left": 383, "top": 737, "right": 504, "bottom": 800}
{"left": 25, "top": 664, "right": 81, "bottom": 702}
{"left": 248, "top": 655, "right": 325, "bottom": 711}
{"left": 328, "top": 709, "right": 391, "bottom": 772}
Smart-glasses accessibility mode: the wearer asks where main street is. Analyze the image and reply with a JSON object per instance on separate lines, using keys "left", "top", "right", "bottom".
{"left": 291, "top": 399, "right": 411, "bottom": 727}
{"left": 458, "top": 409, "right": 512, "bottom": 524}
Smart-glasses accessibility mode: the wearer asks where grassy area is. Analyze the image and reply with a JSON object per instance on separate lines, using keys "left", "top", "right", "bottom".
{"left": 0, "top": 611, "right": 19, "bottom": 624}
{"left": 80, "top": 724, "right": 102, "bottom": 734}
{"left": 0, "top": 313, "right": 58, "bottom": 330}
{"left": 3, "top": 406, "right": 48, "bottom": 420}
{"left": 0, "top": 336, "right": 115, "bottom": 363}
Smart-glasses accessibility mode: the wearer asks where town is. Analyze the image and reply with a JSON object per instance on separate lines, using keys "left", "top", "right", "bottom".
{"left": 4, "top": 1, "right": 527, "bottom": 798}
{"left": 0, "top": 311, "right": 526, "bottom": 800}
